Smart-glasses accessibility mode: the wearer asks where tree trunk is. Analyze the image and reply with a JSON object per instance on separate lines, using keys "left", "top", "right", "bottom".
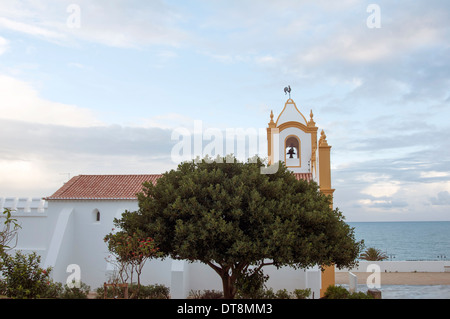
{"left": 206, "top": 261, "right": 244, "bottom": 299}
{"left": 221, "top": 273, "right": 236, "bottom": 299}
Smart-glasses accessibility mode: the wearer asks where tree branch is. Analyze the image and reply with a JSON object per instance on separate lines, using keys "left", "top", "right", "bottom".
{"left": 255, "top": 260, "right": 274, "bottom": 272}
{"left": 206, "top": 260, "right": 224, "bottom": 276}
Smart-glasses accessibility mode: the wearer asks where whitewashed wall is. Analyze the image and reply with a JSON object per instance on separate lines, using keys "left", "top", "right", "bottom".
{"left": 336, "top": 261, "right": 450, "bottom": 273}
{"left": 279, "top": 127, "right": 312, "bottom": 173}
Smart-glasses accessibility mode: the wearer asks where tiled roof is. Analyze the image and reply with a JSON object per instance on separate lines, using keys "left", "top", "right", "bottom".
{"left": 46, "top": 172, "right": 313, "bottom": 200}
{"left": 46, "top": 175, "right": 161, "bottom": 200}
{"left": 293, "top": 173, "right": 313, "bottom": 182}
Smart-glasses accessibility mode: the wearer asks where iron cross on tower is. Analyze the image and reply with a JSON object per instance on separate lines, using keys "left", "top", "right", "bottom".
{"left": 284, "top": 85, "right": 291, "bottom": 98}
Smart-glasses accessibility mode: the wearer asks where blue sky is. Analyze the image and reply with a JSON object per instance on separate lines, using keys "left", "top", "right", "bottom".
{"left": 0, "top": 0, "right": 449, "bottom": 221}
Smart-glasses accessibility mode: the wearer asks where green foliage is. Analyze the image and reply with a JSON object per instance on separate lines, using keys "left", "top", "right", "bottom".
{"left": 0, "top": 251, "right": 52, "bottom": 299}
{"left": 0, "top": 248, "right": 90, "bottom": 299}
{"left": 245, "top": 287, "right": 310, "bottom": 299}
{"left": 96, "top": 284, "right": 127, "bottom": 299}
{"left": 273, "top": 288, "right": 291, "bottom": 299}
{"left": 293, "top": 288, "right": 312, "bottom": 299}
{"left": 136, "top": 283, "right": 170, "bottom": 299}
{"left": 323, "top": 285, "right": 350, "bottom": 299}
{"left": 104, "top": 230, "right": 161, "bottom": 264}
{"left": 59, "top": 281, "right": 91, "bottom": 299}
{"left": 104, "top": 228, "right": 162, "bottom": 297}
{"left": 188, "top": 287, "right": 312, "bottom": 299}
{"left": 235, "top": 267, "right": 269, "bottom": 299}
{"left": 188, "top": 289, "right": 224, "bottom": 299}
{"left": 1, "top": 208, "right": 22, "bottom": 254}
{"left": 323, "top": 285, "right": 374, "bottom": 299}
{"left": 96, "top": 283, "right": 170, "bottom": 299}
{"left": 348, "top": 291, "right": 375, "bottom": 299}
{"left": 360, "top": 247, "right": 388, "bottom": 261}
{"left": 116, "top": 155, "right": 363, "bottom": 298}
{"left": 40, "top": 281, "right": 63, "bottom": 299}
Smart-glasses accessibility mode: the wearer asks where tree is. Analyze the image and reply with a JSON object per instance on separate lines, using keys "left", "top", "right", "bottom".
{"left": 360, "top": 247, "right": 388, "bottom": 261}
{"left": 0, "top": 208, "right": 21, "bottom": 254}
{"left": 104, "top": 228, "right": 162, "bottom": 298}
{"left": 116, "top": 156, "right": 363, "bottom": 299}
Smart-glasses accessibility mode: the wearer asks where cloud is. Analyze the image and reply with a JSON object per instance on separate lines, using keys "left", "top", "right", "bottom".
{"left": 0, "top": 17, "right": 65, "bottom": 40}
{"left": 430, "top": 191, "right": 450, "bottom": 206}
{"left": 0, "top": 74, "right": 102, "bottom": 127}
{"left": 0, "top": 36, "right": 9, "bottom": 54}
{"left": 0, "top": 0, "right": 192, "bottom": 48}
{"left": 137, "top": 113, "right": 198, "bottom": 130}
{"left": 361, "top": 180, "right": 401, "bottom": 198}
{"left": 0, "top": 120, "right": 174, "bottom": 158}
{"left": 357, "top": 198, "right": 408, "bottom": 209}
{"left": 0, "top": 119, "right": 178, "bottom": 197}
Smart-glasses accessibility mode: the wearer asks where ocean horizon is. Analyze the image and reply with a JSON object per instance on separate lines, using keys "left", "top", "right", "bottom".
{"left": 346, "top": 221, "right": 450, "bottom": 261}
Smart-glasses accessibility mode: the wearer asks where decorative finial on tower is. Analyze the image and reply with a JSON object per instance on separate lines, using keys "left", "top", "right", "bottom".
{"left": 284, "top": 85, "right": 291, "bottom": 99}
{"left": 319, "top": 129, "right": 329, "bottom": 146}
{"left": 308, "top": 109, "right": 316, "bottom": 126}
{"left": 268, "top": 110, "right": 276, "bottom": 128}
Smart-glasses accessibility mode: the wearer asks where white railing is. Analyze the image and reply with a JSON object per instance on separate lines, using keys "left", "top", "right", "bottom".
{"left": 336, "top": 260, "right": 450, "bottom": 273}
{"left": 0, "top": 197, "right": 47, "bottom": 215}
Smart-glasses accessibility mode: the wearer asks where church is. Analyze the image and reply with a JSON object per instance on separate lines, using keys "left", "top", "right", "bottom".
{"left": 2, "top": 95, "right": 335, "bottom": 298}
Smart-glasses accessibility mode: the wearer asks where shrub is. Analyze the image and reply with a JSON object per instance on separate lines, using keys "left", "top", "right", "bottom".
{"left": 188, "top": 289, "right": 223, "bottom": 299}
{"left": 59, "top": 281, "right": 90, "bottom": 299}
{"left": 189, "top": 287, "right": 312, "bottom": 299}
{"left": 96, "top": 283, "right": 170, "bottom": 299}
{"left": 274, "top": 288, "right": 291, "bottom": 299}
{"left": 323, "top": 285, "right": 374, "bottom": 299}
{"left": 187, "top": 289, "right": 202, "bottom": 299}
{"left": 134, "top": 283, "right": 170, "bottom": 299}
{"left": 293, "top": 288, "right": 311, "bottom": 299}
{"left": 349, "top": 291, "right": 374, "bottom": 299}
{"left": 0, "top": 251, "right": 52, "bottom": 299}
{"left": 248, "top": 288, "right": 291, "bottom": 299}
{"left": 323, "top": 285, "right": 350, "bottom": 299}
{"left": 41, "top": 281, "right": 63, "bottom": 299}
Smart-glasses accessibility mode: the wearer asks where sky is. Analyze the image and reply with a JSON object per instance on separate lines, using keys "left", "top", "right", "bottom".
{"left": 0, "top": 0, "right": 449, "bottom": 222}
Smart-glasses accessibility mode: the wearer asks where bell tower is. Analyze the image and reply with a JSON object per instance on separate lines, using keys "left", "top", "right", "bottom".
{"left": 266, "top": 95, "right": 335, "bottom": 203}
{"left": 267, "top": 98, "right": 319, "bottom": 175}
{"left": 267, "top": 93, "right": 336, "bottom": 298}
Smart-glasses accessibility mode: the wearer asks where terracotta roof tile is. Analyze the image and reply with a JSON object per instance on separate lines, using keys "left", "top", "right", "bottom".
{"left": 293, "top": 172, "right": 313, "bottom": 182}
{"left": 46, "top": 175, "right": 161, "bottom": 200}
{"left": 46, "top": 172, "right": 313, "bottom": 200}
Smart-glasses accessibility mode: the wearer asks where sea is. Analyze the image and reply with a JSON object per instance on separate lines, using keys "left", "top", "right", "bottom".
{"left": 347, "top": 221, "right": 450, "bottom": 261}
{"left": 343, "top": 221, "right": 450, "bottom": 299}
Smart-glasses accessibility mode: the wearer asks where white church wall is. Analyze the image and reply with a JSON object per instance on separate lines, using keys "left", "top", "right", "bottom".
{"left": 168, "top": 261, "right": 314, "bottom": 298}
{"left": 1, "top": 197, "right": 49, "bottom": 257}
{"left": 276, "top": 102, "right": 307, "bottom": 126}
{"left": 45, "top": 200, "right": 140, "bottom": 287}
{"left": 45, "top": 207, "right": 75, "bottom": 285}
{"left": 185, "top": 261, "right": 223, "bottom": 292}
